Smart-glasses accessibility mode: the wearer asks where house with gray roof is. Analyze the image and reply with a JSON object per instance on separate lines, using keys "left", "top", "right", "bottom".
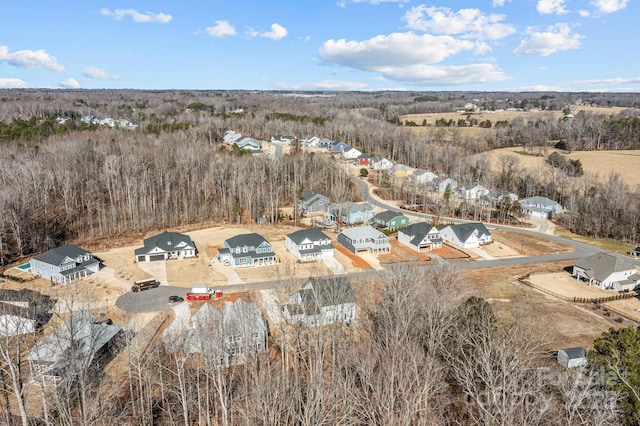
{"left": 397, "top": 222, "right": 442, "bottom": 252}
{"left": 285, "top": 229, "right": 334, "bottom": 262}
{"left": 282, "top": 277, "right": 356, "bottom": 327}
{"left": 557, "top": 347, "right": 588, "bottom": 368}
{"left": 30, "top": 245, "right": 101, "bottom": 284}
{"left": 457, "top": 183, "right": 490, "bottom": 200}
{"left": 337, "top": 225, "right": 390, "bottom": 254}
{"left": 439, "top": 223, "right": 492, "bottom": 248}
{"left": 135, "top": 231, "right": 197, "bottom": 262}
{"left": 298, "top": 191, "right": 330, "bottom": 214}
{"left": 27, "top": 310, "right": 122, "bottom": 381}
{"left": 371, "top": 210, "right": 410, "bottom": 231}
{"left": 409, "top": 169, "right": 438, "bottom": 184}
{"left": 573, "top": 252, "right": 640, "bottom": 291}
{"left": 328, "top": 201, "right": 374, "bottom": 225}
{"left": 217, "top": 233, "right": 276, "bottom": 267}
{"left": 0, "top": 289, "right": 55, "bottom": 337}
{"left": 370, "top": 156, "right": 393, "bottom": 170}
{"left": 520, "top": 196, "right": 564, "bottom": 218}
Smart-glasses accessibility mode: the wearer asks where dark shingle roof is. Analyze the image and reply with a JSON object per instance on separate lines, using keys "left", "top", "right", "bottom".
{"left": 225, "top": 233, "right": 269, "bottom": 249}
{"left": 372, "top": 209, "right": 407, "bottom": 223}
{"left": 444, "top": 223, "right": 490, "bottom": 242}
{"left": 309, "top": 277, "right": 356, "bottom": 307}
{"left": 287, "top": 229, "right": 331, "bottom": 245}
{"left": 33, "top": 245, "right": 91, "bottom": 266}
{"left": 136, "top": 231, "right": 195, "bottom": 255}
{"left": 574, "top": 252, "right": 637, "bottom": 282}
{"left": 400, "top": 222, "right": 437, "bottom": 245}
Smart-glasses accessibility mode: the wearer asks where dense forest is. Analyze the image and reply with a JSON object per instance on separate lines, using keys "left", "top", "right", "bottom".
{"left": 1, "top": 89, "right": 640, "bottom": 264}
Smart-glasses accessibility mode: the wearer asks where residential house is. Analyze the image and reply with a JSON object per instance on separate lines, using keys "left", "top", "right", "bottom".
{"left": 630, "top": 247, "right": 640, "bottom": 257}
{"left": 0, "top": 289, "right": 55, "bottom": 336}
{"left": 520, "top": 196, "right": 564, "bottom": 218}
{"left": 329, "top": 141, "right": 350, "bottom": 154}
{"left": 285, "top": 229, "right": 334, "bottom": 262}
{"left": 437, "top": 177, "right": 458, "bottom": 193}
{"left": 223, "top": 130, "right": 243, "bottom": 143}
{"left": 370, "top": 156, "right": 393, "bottom": 170}
{"left": 318, "top": 138, "right": 334, "bottom": 149}
{"left": 439, "top": 223, "right": 492, "bottom": 248}
{"left": 271, "top": 135, "right": 293, "bottom": 144}
{"left": 572, "top": 252, "right": 640, "bottom": 291}
{"left": 304, "top": 136, "right": 321, "bottom": 147}
{"left": 397, "top": 222, "right": 443, "bottom": 252}
{"left": 390, "top": 163, "right": 415, "bottom": 178}
{"left": 282, "top": 277, "right": 356, "bottom": 327}
{"left": 482, "top": 189, "right": 519, "bottom": 206}
{"left": 337, "top": 225, "right": 391, "bottom": 254}
{"left": 298, "top": 191, "right": 330, "bottom": 214}
{"left": 409, "top": 169, "right": 438, "bottom": 184}
{"left": 172, "top": 299, "right": 268, "bottom": 367}
{"left": 30, "top": 245, "right": 101, "bottom": 284}
{"left": 371, "top": 210, "right": 410, "bottom": 231}
{"left": 557, "top": 347, "right": 588, "bottom": 368}
{"left": 457, "top": 183, "right": 490, "bottom": 200}
{"left": 234, "top": 136, "right": 262, "bottom": 151}
{"left": 341, "top": 146, "right": 362, "bottom": 159}
{"left": 27, "top": 311, "right": 122, "bottom": 381}
{"left": 135, "top": 231, "right": 198, "bottom": 262}
{"left": 356, "top": 153, "right": 372, "bottom": 167}
{"left": 328, "top": 201, "right": 374, "bottom": 225}
{"left": 217, "top": 233, "right": 277, "bottom": 267}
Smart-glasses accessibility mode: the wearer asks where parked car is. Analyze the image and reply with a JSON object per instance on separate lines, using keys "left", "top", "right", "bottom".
{"left": 168, "top": 295, "right": 184, "bottom": 303}
{"left": 223, "top": 259, "right": 231, "bottom": 266}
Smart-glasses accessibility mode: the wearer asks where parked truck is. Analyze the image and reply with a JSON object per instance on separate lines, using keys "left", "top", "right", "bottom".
{"left": 131, "top": 278, "right": 160, "bottom": 292}
{"left": 186, "top": 285, "right": 222, "bottom": 301}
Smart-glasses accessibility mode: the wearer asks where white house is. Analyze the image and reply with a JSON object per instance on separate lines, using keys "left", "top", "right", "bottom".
{"left": 520, "top": 196, "right": 564, "bottom": 218}
{"left": 572, "top": 252, "right": 640, "bottom": 291}
{"left": 370, "top": 156, "right": 393, "bottom": 170}
{"left": 0, "top": 289, "right": 55, "bottom": 337}
{"left": 341, "top": 147, "right": 362, "bottom": 159}
{"left": 439, "top": 223, "right": 492, "bottom": 248}
{"left": 282, "top": 277, "right": 356, "bottom": 327}
{"left": 135, "top": 231, "right": 197, "bottom": 262}
{"left": 457, "top": 183, "right": 490, "bottom": 200}
{"left": 437, "top": 178, "right": 458, "bottom": 193}
{"left": 409, "top": 169, "right": 438, "bottom": 184}
{"left": 397, "top": 222, "right": 442, "bottom": 252}
{"left": 285, "top": 229, "right": 334, "bottom": 262}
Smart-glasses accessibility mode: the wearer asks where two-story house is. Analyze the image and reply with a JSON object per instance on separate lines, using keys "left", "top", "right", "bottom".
{"left": 135, "top": 231, "right": 198, "bottom": 262}
{"left": 337, "top": 225, "right": 391, "bottom": 254}
{"left": 30, "top": 245, "right": 101, "bottom": 284}
{"left": 397, "top": 222, "right": 443, "bottom": 252}
{"left": 573, "top": 252, "right": 640, "bottom": 291}
{"left": 328, "top": 201, "right": 374, "bottom": 225}
{"left": 217, "top": 233, "right": 276, "bottom": 267}
{"left": 520, "top": 196, "right": 564, "bottom": 218}
{"left": 285, "top": 229, "right": 335, "bottom": 262}
{"left": 439, "top": 223, "right": 492, "bottom": 248}
{"left": 282, "top": 277, "right": 356, "bottom": 327}
{"left": 298, "top": 191, "right": 330, "bottom": 214}
{"left": 370, "top": 210, "right": 410, "bottom": 232}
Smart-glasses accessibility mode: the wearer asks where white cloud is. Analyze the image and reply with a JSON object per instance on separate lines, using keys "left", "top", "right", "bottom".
{"left": 537, "top": 0, "right": 568, "bottom": 14}
{"left": 404, "top": 6, "right": 516, "bottom": 40}
{"left": 572, "top": 76, "right": 640, "bottom": 85}
{"left": 100, "top": 8, "right": 172, "bottom": 24}
{"left": 578, "top": 9, "right": 591, "bottom": 16}
{"left": 261, "top": 23, "right": 288, "bottom": 40}
{"left": 275, "top": 80, "right": 368, "bottom": 90}
{"left": 590, "top": 0, "right": 629, "bottom": 13}
{"left": 340, "top": 0, "right": 409, "bottom": 5}
{"left": 513, "top": 23, "right": 583, "bottom": 56}
{"left": 375, "top": 63, "right": 510, "bottom": 86}
{"left": 83, "top": 66, "right": 118, "bottom": 79}
{"left": 0, "top": 45, "right": 65, "bottom": 72}
{"left": 319, "top": 32, "right": 476, "bottom": 69}
{"left": 509, "top": 84, "right": 567, "bottom": 91}
{"left": 0, "top": 78, "right": 27, "bottom": 88}
{"left": 59, "top": 78, "right": 80, "bottom": 89}
{"left": 492, "top": 0, "right": 511, "bottom": 6}
{"left": 205, "top": 20, "right": 236, "bottom": 37}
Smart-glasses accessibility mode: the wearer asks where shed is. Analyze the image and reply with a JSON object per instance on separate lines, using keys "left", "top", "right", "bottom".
{"left": 557, "top": 347, "right": 587, "bottom": 368}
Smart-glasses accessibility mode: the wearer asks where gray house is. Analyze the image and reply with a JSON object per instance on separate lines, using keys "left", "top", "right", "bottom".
{"left": 397, "top": 222, "right": 443, "bottom": 252}
{"left": 27, "top": 310, "right": 122, "bottom": 381}
{"left": 573, "top": 252, "right": 640, "bottom": 291}
{"left": 217, "top": 233, "right": 276, "bottom": 267}
{"left": 30, "top": 245, "right": 101, "bottom": 284}
{"left": 298, "top": 191, "right": 330, "bottom": 214}
{"left": 328, "top": 201, "right": 374, "bottom": 225}
{"left": 282, "top": 277, "right": 357, "bottom": 327}
{"left": 520, "top": 196, "right": 564, "bottom": 218}
{"left": 557, "top": 347, "right": 588, "bottom": 368}
{"left": 337, "top": 225, "right": 391, "bottom": 254}
{"left": 0, "top": 289, "right": 55, "bottom": 337}
{"left": 285, "top": 229, "right": 334, "bottom": 262}
{"left": 135, "top": 231, "right": 197, "bottom": 262}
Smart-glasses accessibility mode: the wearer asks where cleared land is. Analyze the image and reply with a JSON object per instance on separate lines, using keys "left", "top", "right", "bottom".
{"left": 490, "top": 229, "right": 573, "bottom": 256}
{"left": 527, "top": 272, "right": 617, "bottom": 299}
{"left": 601, "top": 297, "right": 640, "bottom": 322}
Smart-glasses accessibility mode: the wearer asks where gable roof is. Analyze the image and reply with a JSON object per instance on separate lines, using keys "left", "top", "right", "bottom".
{"left": 520, "top": 196, "right": 563, "bottom": 210}
{"left": 340, "top": 225, "right": 385, "bottom": 241}
{"left": 442, "top": 223, "right": 490, "bottom": 242}
{"left": 300, "top": 191, "right": 328, "bottom": 203}
{"left": 574, "top": 252, "right": 637, "bottom": 282}
{"left": 287, "top": 228, "right": 331, "bottom": 245}
{"left": 225, "top": 233, "right": 270, "bottom": 249}
{"left": 339, "top": 201, "right": 372, "bottom": 216}
{"left": 33, "top": 245, "right": 92, "bottom": 266}
{"left": 307, "top": 276, "right": 357, "bottom": 306}
{"left": 136, "top": 231, "right": 195, "bottom": 255}
{"left": 400, "top": 222, "right": 438, "bottom": 244}
{"left": 559, "top": 347, "right": 587, "bottom": 359}
{"left": 372, "top": 210, "right": 407, "bottom": 223}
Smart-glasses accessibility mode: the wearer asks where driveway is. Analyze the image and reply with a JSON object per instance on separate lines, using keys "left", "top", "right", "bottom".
{"left": 137, "top": 260, "right": 168, "bottom": 285}
{"left": 216, "top": 263, "right": 245, "bottom": 285}
{"left": 323, "top": 257, "right": 346, "bottom": 275}
{"left": 116, "top": 286, "right": 189, "bottom": 312}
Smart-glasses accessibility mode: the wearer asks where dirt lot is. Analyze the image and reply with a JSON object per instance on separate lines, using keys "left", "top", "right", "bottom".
{"left": 490, "top": 229, "right": 573, "bottom": 256}
{"left": 461, "top": 261, "right": 620, "bottom": 349}
{"left": 601, "top": 297, "right": 640, "bottom": 322}
{"left": 432, "top": 243, "right": 470, "bottom": 260}
{"left": 379, "top": 239, "right": 432, "bottom": 265}
{"left": 527, "top": 272, "right": 618, "bottom": 299}
{"left": 334, "top": 245, "right": 373, "bottom": 269}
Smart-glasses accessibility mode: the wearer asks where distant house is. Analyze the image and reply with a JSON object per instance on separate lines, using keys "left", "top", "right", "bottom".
{"left": 282, "top": 277, "right": 356, "bottom": 327}
{"left": 30, "top": 245, "right": 101, "bottom": 284}
{"left": 409, "top": 169, "right": 438, "bottom": 184}
{"left": 318, "top": 138, "right": 334, "bottom": 149}
{"left": 557, "top": 347, "right": 588, "bottom": 368}
{"left": 439, "top": 223, "right": 492, "bottom": 248}
{"left": 572, "top": 252, "right": 640, "bottom": 291}
{"left": 520, "top": 196, "right": 564, "bottom": 218}
{"left": 223, "top": 130, "right": 243, "bottom": 143}
{"left": 390, "top": 164, "right": 415, "bottom": 178}
{"left": 437, "top": 178, "right": 458, "bottom": 193}
{"left": 397, "top": 222, "right": 443, "bottom": 252}
{"left": 27, "top": 310, "right": 122, "bottom": 381}
{"left": 217, "top": 233, "right": 276, "bottom": 267}
{"left": 234, "top": 137, "right": 262, "bottom": 151}
{"left": 135, "top": 231, "right": 197, "bottom": 262}
{"left": 371, "top": 210, "right": 410, "bottom": 231}
{"left": 285, "top": 229, "right": 334, "bottom": 262}
{"left": 169, "top": 299, "right": 267, "bottom": 368}
{"left": 356, "top": 153, "right": 372, "bottom": 167}
{"left": 457, "top": 183, "right": 490, "bottom": 200}
{"left": 271, "top": 135, "right": 293, "bottom": 144}
{"left": 370, "top": 156, "right": 393, "bottom": 170}
{"left": 0, "top": 289, "right": 55, "bottom": 337}
{"left": 330, "top": 141, "right": 350, "bottom": 154}
{"left": 328, "top": 201, "right": 374, "bottom": 225}
{"left": 342, "top": 147, "right": 362, "bottom": 159}
{"left": 298, "top": 191, "right": 330, "bottom": 214}
{"left": 304, "top": 136, "right": 321, "bottom": 147}
{"left": 337, "top": 225, "right": 391, "bottom": 254}
{"left": 482, "top": 189, "right": 519, "bottom": 206}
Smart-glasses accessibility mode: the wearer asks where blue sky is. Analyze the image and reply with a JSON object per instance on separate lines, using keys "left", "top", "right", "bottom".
{"left": 0, "top": 0, "right": 637, "bottom": 92}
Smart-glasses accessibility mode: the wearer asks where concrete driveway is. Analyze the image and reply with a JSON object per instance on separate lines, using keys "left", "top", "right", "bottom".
{"left": 136, "top": 260, "right": 168, "bottom": 285}
{"left": 216, "top": 263, "right": 245, "bottom": 285}
{"left": 323, "top": 257, "right": 346, "bottom": 275}
{"left": 116, "top": 286, "right": 189, "bottom": 312}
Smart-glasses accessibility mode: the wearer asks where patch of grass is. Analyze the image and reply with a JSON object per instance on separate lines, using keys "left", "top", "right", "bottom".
{"left": 555, "top": 227, "right": 635, "bottom": 255}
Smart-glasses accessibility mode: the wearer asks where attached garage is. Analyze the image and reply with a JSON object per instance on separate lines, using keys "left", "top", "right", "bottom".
{"left": 148, "top": 254, "right": 165, "bottom": 262}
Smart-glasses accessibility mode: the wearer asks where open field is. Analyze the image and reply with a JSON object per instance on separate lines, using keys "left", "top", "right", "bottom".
{"left": 601, "top": 297, "right": 640, "bottom": 322}
{"left": 379, "top": 238, "right": 432, "bottom": 264}
{"left": 527, "top": 272, "right": 616, "bottom": 299}
{"left": 490, "top": 229, "right": 574, "bottom": 256}
{"left": 555, "top": 227, "right": 637, "bottom": 256}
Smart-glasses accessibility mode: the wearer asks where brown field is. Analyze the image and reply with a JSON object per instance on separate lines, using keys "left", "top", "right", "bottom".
{"left": 527, "top": 272, "right": 614, "bottom": 299}
{"left": 490, "top": 229, "right": 574, "bottom": 256}
{"left": 334, "top": 245, "right": 373, "bottom": 269}
{"left": 379, "top": 238, "right": 432, "bottom": 264}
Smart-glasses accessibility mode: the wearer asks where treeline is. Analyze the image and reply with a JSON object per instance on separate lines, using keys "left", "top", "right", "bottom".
{"left": 0, "top": 265, "right": 625, "bottom": 425}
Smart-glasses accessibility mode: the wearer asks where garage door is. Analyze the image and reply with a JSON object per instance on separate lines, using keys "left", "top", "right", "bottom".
{"left": 149, "top": 254, "right": 165, "bottom": 262}
{"left": 137, "top": 255, "right": 146, "bottom": 262}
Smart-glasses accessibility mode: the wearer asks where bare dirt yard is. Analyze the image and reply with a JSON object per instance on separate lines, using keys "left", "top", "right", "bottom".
{"left": 461, "top": 261, "right": 620, "bottom": 349}
{"left": 379, "top": 239, "right": 432, "bottom": 265}
{"left": 527, "top": 272, "right": 618, "bottom": 299}
{"left": 600, "top": 297, "right": 640, "bottom": 323}
{"left": 490, "top": 229, "right": 574, "bottom": 256}
{"left": 432, "top": 243, "right": 470, "bottom": 260}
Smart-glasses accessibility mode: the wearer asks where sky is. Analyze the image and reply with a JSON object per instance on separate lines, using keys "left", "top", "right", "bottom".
{"left": 0, "top": 0, "right": 637, "bottom": 92}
